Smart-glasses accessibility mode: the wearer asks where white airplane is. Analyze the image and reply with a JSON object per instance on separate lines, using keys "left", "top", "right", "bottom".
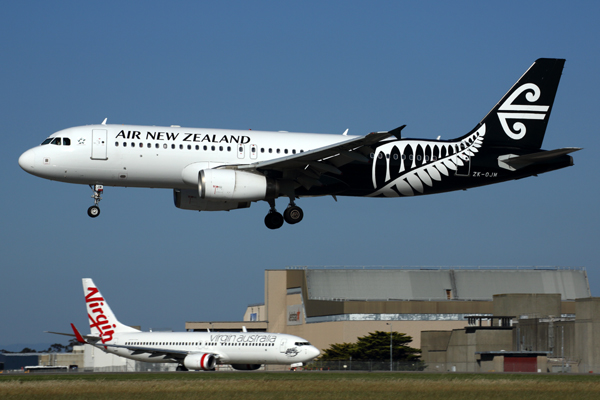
{"left": 48, "top": 278, "right": 320, "bottom": 371}
{"left": 19, "top": 59, "right": 579, "bottom": 229}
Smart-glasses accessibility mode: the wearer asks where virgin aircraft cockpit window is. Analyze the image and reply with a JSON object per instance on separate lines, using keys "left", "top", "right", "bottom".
{"left": 295, "top": 341, "right": 311, "bottom": 346}
{"left": 41, "top": 137, "right": 70, "bottom": 146}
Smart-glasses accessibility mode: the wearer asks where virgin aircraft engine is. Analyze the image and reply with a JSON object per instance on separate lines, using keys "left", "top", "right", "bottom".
{"left": 183, "top": 353, "right": 217, "bottom": 371}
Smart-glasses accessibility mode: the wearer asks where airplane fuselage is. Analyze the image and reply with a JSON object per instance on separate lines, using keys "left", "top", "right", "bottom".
{"left": 103, "top": 330, "right": 317, "bottom": 366}
{"left": 20, "top": 124, "right": 573, "bottom": 197}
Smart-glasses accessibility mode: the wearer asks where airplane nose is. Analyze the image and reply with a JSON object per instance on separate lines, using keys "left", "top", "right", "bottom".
{"left": 310, "top": 346, "right": 321, "bottom": 359}
{"left": 18, "top": 149, "right": 36, "bottom": 172}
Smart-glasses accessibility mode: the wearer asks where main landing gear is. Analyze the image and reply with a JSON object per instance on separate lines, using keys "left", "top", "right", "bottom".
{"left": 264, "top": 199, "right": 304, "bottom": 229}
{"left": 87, "top": 184, "right": 103, "bottom": 218}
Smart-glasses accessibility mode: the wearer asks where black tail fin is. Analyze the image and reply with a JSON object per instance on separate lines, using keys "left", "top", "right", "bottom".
{"left": 472, "top": 58, "right": 565, "bottom": 150}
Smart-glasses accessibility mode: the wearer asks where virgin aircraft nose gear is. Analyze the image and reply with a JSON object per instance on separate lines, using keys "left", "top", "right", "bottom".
{"left": 87, "top": 184, "right": 103, "bottom": 218}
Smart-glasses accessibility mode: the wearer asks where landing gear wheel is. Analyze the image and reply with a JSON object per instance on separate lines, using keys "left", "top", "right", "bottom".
{"left": 264, "top": 211, "right": 284, "bottom": 230}
{"left": 176, "top": 365, "right": 189, "bottom": 372}
{"left": 284, "top": 206, "right": 303, "bottom": 224}
{"left": 87, "top": 205, "right": 100, "bottom": 218}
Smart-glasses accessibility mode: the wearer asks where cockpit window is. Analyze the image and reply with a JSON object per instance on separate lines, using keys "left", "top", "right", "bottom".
{"left": 41, "top": 138, "right": 52, "bottom": 145}
{"left": 63, "top": 138, "right": 71, "bottom": 146}
{"left": 295, "top": 342, "right": 311, "bottom": 346}
{"left": 50, "top": 138, "right": 62, "bottom": 145}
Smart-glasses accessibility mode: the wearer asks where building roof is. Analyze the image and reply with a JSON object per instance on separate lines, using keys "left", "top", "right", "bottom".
{"left": 300, "top": 267, "right": 589, "bottom": 301}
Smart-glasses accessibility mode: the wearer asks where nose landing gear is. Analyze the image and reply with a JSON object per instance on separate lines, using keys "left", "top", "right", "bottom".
{"left": 87, "top": 185, "right": 103, "bottom": 218}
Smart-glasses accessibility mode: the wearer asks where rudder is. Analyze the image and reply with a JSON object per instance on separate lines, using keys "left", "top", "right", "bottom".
{"left": 82, "top": 278, "right": 139, "bottom": 343}
{"left": 473, "top": 58, "right": 565, "bottom": 150}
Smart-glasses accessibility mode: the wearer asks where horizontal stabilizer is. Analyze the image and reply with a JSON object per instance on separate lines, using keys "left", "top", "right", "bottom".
{"left": 498, "top": 147, "right": 581, "bottom": 171}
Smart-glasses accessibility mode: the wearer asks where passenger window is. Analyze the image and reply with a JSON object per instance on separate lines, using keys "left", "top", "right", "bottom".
{"left": 219, "top": 146, "right": 223, "bottom": 151}
{"left": 124, "top": 142, "right": 127, "bottom": 147}
{"left": 156, "top": 143, "right": 159, "bottom": 149}
{"left": 139, "top": 143, "right": 143, "bottom": 148}
{"left": 284, "top": 149, "right": 288, "bottom": 154}
{"left": 276, "top": 149, "right": 280, "bottom": 154}
{"left": 227, "top": 146, "right": 231, "bottom": 152}
{"left": 211, "top": 145, "right": 215, "bottom": 151}
{"left": 187, "top": 145, "right": 191, "bottom": 150}
{"left": 147, "top": 143, "right": 151, "bottom": 148}
{"left": 163, "top": 144, "right": 167, "bottom": 149}
{"left": 292, "top": 149, "right": 296, "bottom": 154}
{"left": 203, "top": 145, "right": 207, "bottom": 151}
{"left": 195, "top": 145, "right": 199, "bottom": 150}
{"left": 171, "top": 144, "right": 175, "bottom": 149}
{"left": 179, "top": 144, "right": 183, "bottom": 150}
{"left": 269, "top": 148, "right": 272, "bottom": 153}
{"left": 115, "top": 142, "right": 119, "bottom": 147}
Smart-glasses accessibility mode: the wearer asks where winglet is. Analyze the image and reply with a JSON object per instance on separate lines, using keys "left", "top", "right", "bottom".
{"left": 101, "top": 118, "right": 107, "bottom": 125}
{"left": 71, "top": 323, "right": 86, "bottom": 344}
{"left": 388, "top": 125, "right": 406, "bottom": 140}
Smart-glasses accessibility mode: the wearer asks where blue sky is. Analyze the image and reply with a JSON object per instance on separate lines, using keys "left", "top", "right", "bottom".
{"left": 1, "top": 1, "right": 598, "bottom": 349}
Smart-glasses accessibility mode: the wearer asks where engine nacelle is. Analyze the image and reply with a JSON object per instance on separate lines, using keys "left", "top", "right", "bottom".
{"left": 173, "top": 189, "right": 251, "bottom": 211}
{"left": 200, "top": 169, "right": 277, "bottom": 201}
{"left": 230, "top": 364, "right": 262, "bottom": 371}
{"left": 183, "top": 353, "right": 217, "bottom": 371}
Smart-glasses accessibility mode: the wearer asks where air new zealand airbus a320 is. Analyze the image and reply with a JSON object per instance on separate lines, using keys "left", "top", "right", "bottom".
{"left": 19, "top": 59, "right": 579, "bottom": 229}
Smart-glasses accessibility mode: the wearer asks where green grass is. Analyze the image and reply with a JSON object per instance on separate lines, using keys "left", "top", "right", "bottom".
{"left": 1, "top": 372, "right": 599, "bottom": 400}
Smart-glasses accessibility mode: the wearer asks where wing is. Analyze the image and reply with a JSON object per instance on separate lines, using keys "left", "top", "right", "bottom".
{"left": 50, "top": 323, "right": 221, "bottom": 362}
{"left": 225, "top": 127, "right": 404, "bottom": 192}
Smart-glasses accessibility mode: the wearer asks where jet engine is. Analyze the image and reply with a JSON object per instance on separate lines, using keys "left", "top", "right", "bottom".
{"left": 183, "top": 353, "right": 217, "bottom": 371}
{"left": 230, "top": 364, "right": 262, "bottom": 371}
{"left": 173, "top": 189, "right": 251, "bottom": 211}
{"left": 199, "top": 169, "right": 278, "bottom": 201}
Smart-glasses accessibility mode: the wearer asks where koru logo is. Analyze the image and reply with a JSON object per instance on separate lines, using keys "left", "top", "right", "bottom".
{"left": 497, "top": 83, "right": 549, "bottom": 140}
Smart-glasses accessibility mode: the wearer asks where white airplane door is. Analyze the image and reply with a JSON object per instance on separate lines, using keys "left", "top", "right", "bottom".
{"left": 237, "top": 144, "right": 245, "bottom": 159}
{"left": 279, "top": 339, "right": 287, "bottom": 353}
{"left": 91, "top": 129, "right": 108, "bottom": 160}
{"left": 250, "top": 144, "right": 257, "bottom": 160}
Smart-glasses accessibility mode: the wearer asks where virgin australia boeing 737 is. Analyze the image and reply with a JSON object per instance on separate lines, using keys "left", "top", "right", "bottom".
{"left": 19, "top": 59, "right": 579, "bottom": 229}
{"left": 47, "top": 279, "right": 320, "bottom": 371}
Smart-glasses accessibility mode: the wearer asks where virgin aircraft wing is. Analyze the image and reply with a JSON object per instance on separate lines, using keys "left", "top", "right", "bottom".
{"left": 48, "top": 323, "right": 210, "bottom": 361}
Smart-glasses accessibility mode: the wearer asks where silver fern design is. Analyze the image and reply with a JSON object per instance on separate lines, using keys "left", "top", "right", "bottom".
{"left": 369, "top": 125, "right": 486, "bottom": 197}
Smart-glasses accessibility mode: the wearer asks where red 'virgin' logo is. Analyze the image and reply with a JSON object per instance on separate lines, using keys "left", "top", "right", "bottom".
{"left": 85, "top": 287, "right": 116, "bottom": 343}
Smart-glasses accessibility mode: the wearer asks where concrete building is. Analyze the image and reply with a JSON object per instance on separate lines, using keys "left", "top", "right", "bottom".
{"left": 421, "top": 294, "right": 600, "bottom": 373}
{"left": 187, "top": 266, "right": 590, "bottom": 365}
